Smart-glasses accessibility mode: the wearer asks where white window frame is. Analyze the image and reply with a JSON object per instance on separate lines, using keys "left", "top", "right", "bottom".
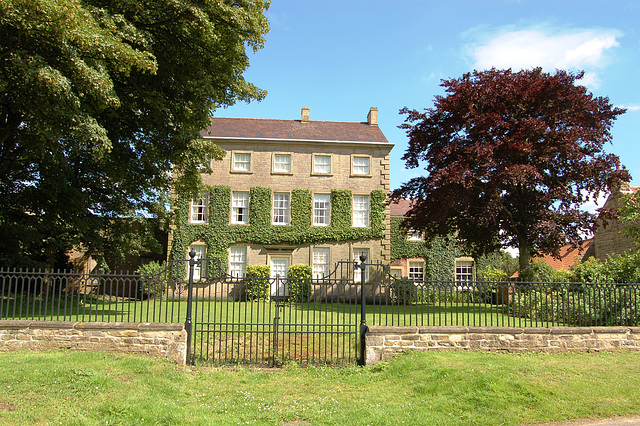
{"left": 407, "top": 229, "right": 423, "bottom": 241}
{"left": 231, "top": 152, "right": 252, "bottom": 172}
{"left": 229, "top": 246, "right": 247, "bottom": 278}
{"left": 455, "top": 259, "right": 474, "bottom": 283}
{"left": 352, "top": 195, "right": 370, "bottom": 228}
{"left": 272, "top": 153, "right": 292, "bottom": 174}
{"left": 231, "top": 191, "right": 250, "bottom": 224}
{"left": 272, "top": 192, "right": 290, "bottom": 225}
{"left": 190, "top": 195, "right": 208, "bottom": 223}
{"left": 312, "top": 154, "right": 332, "bottom": 175}
{"left": 313, "top": 193, "right": 331, "bottom": 226}
{"left": 351, "top": 155, "right": 371, "bottom": 176}
{"left": 312, "top": 247, "right": 330, "bottom": 279}
{"left": 353, "top": 248, "right": 370, "bottom": 282}
{"left": 408, "top": 260, "right": 424, "bottom": 282}
{"left": 189, "top": 244, "right": 206, "bottom": 280}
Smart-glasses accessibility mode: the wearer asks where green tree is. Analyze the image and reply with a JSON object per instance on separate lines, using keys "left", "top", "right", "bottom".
{"left": 392, "top": 68, "right": 629, "bottom": 274}
{"left": 0, "top": 0, "right": 269, "bottom": 268}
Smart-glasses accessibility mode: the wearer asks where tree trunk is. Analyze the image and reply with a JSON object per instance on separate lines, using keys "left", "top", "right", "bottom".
{"left": 518, "top": 235, "right": 531, "bottom": 276}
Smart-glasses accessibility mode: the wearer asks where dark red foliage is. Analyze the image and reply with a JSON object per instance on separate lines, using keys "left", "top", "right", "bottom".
{"left": 392, "top": 68, "right": 629, "bottom": 268}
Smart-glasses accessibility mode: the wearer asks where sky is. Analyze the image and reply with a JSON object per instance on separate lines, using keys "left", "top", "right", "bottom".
{"left": 214, "top": 0, "right": 640, "bottom": 208}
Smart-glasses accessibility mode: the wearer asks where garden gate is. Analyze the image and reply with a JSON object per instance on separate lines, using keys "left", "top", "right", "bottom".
{"left": 183, "top": 251, "right": 374, "bottom": 366}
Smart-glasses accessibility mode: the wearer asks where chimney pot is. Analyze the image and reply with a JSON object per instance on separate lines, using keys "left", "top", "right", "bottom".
{"left": 367, "top": 107, "right": 378, "bottom": 126}
{"left": 301, "top": 106, "right": 310, "bottom": 123}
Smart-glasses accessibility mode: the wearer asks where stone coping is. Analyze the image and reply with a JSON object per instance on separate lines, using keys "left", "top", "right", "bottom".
{"left": 367, "top": 325, "right": 640, "bottom": 334}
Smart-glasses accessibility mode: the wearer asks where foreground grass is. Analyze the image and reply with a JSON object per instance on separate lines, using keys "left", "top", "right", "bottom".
{"left": 1, "top": 350, "right": 640, "bottom": 425}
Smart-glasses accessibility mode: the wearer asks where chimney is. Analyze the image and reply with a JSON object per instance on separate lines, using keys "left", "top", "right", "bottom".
{"left": 367, "top": 107, "right": 378, "bottom": 126}
{"left": 301, "top": 106, "right": 310, "bottom": 123}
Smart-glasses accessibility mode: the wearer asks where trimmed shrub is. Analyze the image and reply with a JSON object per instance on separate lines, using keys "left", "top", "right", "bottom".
{"left": 287, "top": 264, "right": 312, "bottom": 303}
{"left": 244, "top": 264, "right": 270, "bottom": 301}
{"left": 136, "top": 261, "right": 166, "bottom": 299}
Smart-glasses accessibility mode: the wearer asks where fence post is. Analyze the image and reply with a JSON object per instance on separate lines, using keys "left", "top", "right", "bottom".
{"left": 358, "top": 254, "right": 367, "bottom": 366}
{"left": 185, "top": 249, "right": 198, "bottom": 365}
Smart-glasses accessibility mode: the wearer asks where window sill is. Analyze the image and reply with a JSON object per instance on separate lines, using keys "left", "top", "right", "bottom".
{"left": 350, "top": 174, "right": 372, "bottom": 178}
{"left": 230, "top": 170, "right": 253, "bottom": 174}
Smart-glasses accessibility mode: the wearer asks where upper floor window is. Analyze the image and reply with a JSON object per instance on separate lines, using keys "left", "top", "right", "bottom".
{"left": 231, "top": 191, "right": 250, "bottom": 224}
{"left": 352, "top": 195, "right": 370, "bottom": 227}
{"left": 407, "top": 229, "right": 423, "bottom": 241}
{"left": 312, "top": 247, "right": 330, "bottom": 279}
{"left": 352, "top": 156, "right": 370, "bottom": 175}
{"left": 273, "top": 153, "right": 292, "bottom": 173}
{"left": 313, "top": 155, "right": 331, "bottom": 174}
{"left": 229, "top": 246, "right": 247, "bottom": 278}
{"left": 272, "top": 192, "right": 290, "bottom": 225}
{"left": 190, "top": 195, "right": 208, "bottom": 223}
{"left": 232, "top": 152, "right": 251, "bottom": 172}
{"left": 313, "top": 194, "right": 331, "bottom": 226}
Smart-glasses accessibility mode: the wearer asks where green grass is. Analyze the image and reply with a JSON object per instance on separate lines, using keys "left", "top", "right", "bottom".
{"left": 1, "top": 350, "right": 640, "bottom": 425}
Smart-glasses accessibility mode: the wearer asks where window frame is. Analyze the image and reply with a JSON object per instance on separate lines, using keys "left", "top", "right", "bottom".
{"left": 188, "top": 243, "right": 207, "bottom": 280}
{"left": 455, "top": 258, "right": 475, "bottom": 282}
{"left": 272, "top": 192, "right": 291, "bottom": 225}
{"left": 408, "top": 260, "right": 424, "bottom": 282}
{"left": 231, "top": 191, "right": 250, "bottom": 225}
{"left": 312, "top": 193, "right": 331, "bottom": 226}
{"left": 229, "top": 246, "right": 247, "bottom": 278}
{"left": 352, "top": 247, "right": 370, "bottom": 282}
{"left": 352, "top": 194, "right": 370, "bottom": 228}
{"left": 312, "top": 247, "right": 331, "bottom": 280}
{"left": 231, "top": 151, "right": 252, "bottom": 173}
{"left": 312, "top": 154, "right": 332, "bottom": 175}
{"left": 190, "top": 194, "right": 208, "bottom": 224}
{"left": 407, "top": 229, "right": 423, "bottom": 241}
{"left": 351, "top": 155, "right": 372, "bottom": 176}
{"left": 272, "top": 152, "right": 293, "bottom": 174}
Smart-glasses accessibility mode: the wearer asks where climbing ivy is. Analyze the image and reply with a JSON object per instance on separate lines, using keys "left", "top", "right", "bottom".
{"left": 170, "top": 186, "right": 386, "bottom": 275}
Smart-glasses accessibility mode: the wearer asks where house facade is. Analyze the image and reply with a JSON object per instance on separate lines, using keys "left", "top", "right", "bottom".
{"left": 594, "top": 182, "right": 638, "bottom": 260}
{"left": 167, "top": 107, "right": 393, "bottom": 284}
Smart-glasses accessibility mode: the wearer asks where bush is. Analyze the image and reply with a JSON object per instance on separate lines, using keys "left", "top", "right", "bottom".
{"left": 389, "top": 277, "right": 419, "bottom": 305}
{"left": 136, "top": 261, "right": 166, "bottom": 299}
{"left": 244, "top": 264, "right": 270, "bottom": 301}
{"left": 287, "top": 264, "right": 311, "bottom": 303}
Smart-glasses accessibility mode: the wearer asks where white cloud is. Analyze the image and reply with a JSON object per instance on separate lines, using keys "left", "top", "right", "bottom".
{"left": 619, "top": 104, "right": 640, "bottom": 112}
{"left": 465, "top": 26, "right": 621, "bottom": 89}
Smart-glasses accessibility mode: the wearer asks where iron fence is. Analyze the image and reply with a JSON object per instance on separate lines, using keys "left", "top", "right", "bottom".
{"left": 2, "top": 261, "right": 640, "bottom": 365}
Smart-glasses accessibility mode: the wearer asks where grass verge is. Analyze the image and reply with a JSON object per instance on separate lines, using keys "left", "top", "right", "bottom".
{"left": 0, "top": 349, "right": 639, "bottom": 425}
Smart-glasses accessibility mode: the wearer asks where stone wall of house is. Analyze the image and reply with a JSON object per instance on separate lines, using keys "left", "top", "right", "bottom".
{"left": 594, "top": 185, "right": 637, "bottom": 260}
{"left": 365, "top": 325, "right": 640, "bottom": 364}
{"left": 0, "top": 321, "right": 187, "bottom": 365}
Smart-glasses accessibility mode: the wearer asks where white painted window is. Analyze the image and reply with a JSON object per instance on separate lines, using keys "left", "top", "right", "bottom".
{"left": 312, "top": 248, "right": 330, "bottom": 279}
{"left": 189, "top": 244, "right": 206, "bottom": 280}
{"left": 270, "top": 256, "right": 289, "bottom": 297}
{"left": 273, "top": 154, "right": 291, "bottom": 173}
{"left": 352, "top": 156, "right": 370, "bottom": 175}
{"left": 229, "top": 246, "right": 247, "bottom": 278}
{"left": 456, "top": 260, "right": 474, "bottom": 282}
{"left": 353, "top": 248, "right": 370, "bottom": 282}
{"left": 313, "top": 194, "right": 331, "bottom": 226}
{"left": 408, "top": 261, "right": 424, "bottom": 282}
{"left": 232, "top": 153, "right": 251, "bottom": 172}
{"left": 231, "top": 191, "right": 250, "bottom": 224}
{"left": 352, "top": 195, "right": 370, "bottom": 227}
{"left": 407, "top": 229, "right": 423, "bottom": 241}
{"left": 190, "top": 195, "right": 208, "bottom": 223}
{"left": 313, "top": 155, "right": 331, "bottom": 174}
{"left": 272, "top": 193, "right": 290, "bottom": 225}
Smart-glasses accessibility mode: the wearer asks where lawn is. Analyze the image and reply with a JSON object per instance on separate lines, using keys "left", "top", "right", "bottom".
{"left": 1, "top": 349, "right": 640, "bottom": 425}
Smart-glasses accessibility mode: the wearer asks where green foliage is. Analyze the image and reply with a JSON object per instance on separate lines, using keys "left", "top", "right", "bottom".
{"left": 0, "top": 0, "right": 269, "bottom": 268}
{"left": 389, "top": 277, "right": 419, "bottom": 305}
{"left": 570, "top": 257, "right": 606, "bottom": 283}
{"left": 477, "top": 266, "right": 508, "bottom": 281}
{"left": 287, "top": 264, "right": 312, "bottom": 303}
{"left": 169, "top": 186, "right": 387, "bottom": 274}
{"left": 136, "top": 261, "right": 166, "bottom": 299}
{"left": 519, "top": 261, "right": 570, "bottom": 282}
{"left": 244, "top": 264, "right": 270, "bottom": 301}
{"left": 619, "top": 191, "right": 640, "bottom": 244}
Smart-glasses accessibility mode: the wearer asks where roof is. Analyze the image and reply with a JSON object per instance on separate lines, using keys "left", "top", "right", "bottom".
{"left": 201, "top": 117, "right": 389, "bottom": 143}
{"left": 511, "top": 239, "right": 594, "bottom": 278}
{"left": 390, "top": 199, "right": 415, "bottom": 217}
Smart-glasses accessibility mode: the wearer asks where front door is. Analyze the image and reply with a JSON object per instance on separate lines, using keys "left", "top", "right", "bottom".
{"left": 270, "top": 256, "right": 289, "bottom": 297}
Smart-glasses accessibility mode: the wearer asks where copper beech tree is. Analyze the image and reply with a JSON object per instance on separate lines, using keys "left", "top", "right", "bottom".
{"left": 391, "top": 68, "right": 629, "bottom": 273}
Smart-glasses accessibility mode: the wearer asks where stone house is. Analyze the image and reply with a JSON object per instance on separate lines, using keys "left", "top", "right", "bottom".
{"left": 167, "top": 107, "right": 393, "bottom": 289}
{"left": 593, "top": 183, "right": 638, "bottom": 260}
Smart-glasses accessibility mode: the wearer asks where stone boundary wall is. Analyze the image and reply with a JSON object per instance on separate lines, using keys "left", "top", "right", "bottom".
{"left": 0, "top": 321, "right": 187, "bottom": 365}
{"left": 366, "top": 325, "right": 640, "bottom": 365}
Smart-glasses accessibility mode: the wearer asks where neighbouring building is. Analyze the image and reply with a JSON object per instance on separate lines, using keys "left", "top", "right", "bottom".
{"left": 388, "top": 199, "right": 477, "bottom": 282}
{"left": 167, "top": 107, "right": 393, "bottom": 289}
{"left": 593, "top": 182, "right": 638, "bottom": 260}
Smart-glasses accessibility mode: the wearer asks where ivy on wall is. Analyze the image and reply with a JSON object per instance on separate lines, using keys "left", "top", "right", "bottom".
{"left": 389, "top": 217, "right": 503, "bottom": 280}
{"left": 170, "top": 186, "right": 386, "bottom": 272}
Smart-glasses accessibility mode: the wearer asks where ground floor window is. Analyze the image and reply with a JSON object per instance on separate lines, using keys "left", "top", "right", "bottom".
{"left": 229, "top": 246, "right": 247, "bottom": 277}
{"left": 312, "top": 247, "right": 330, "bottom": 279}
{"left": 408, "top": 261, "right": 424, "bottom": 282}
{"left": 352, "top": 248, "right": 370, "bottom": 282}
{"left": 189, "top": 244, "right": 206, "bottom": 280}
{"left": 455, "top": 260, "right": 474, "bottom": 282}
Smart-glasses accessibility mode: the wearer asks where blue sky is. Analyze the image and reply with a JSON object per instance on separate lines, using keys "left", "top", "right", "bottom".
{"left": 215, "top": 0, "right": 640, "bottom": 204}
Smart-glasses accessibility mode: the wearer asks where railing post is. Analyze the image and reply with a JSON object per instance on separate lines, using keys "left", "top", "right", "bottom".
{"left": 185, "top": 249, "right": 199, "bottom": 365}
{"left": 358, "top": 254, "right": 367, "bottom": 366}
